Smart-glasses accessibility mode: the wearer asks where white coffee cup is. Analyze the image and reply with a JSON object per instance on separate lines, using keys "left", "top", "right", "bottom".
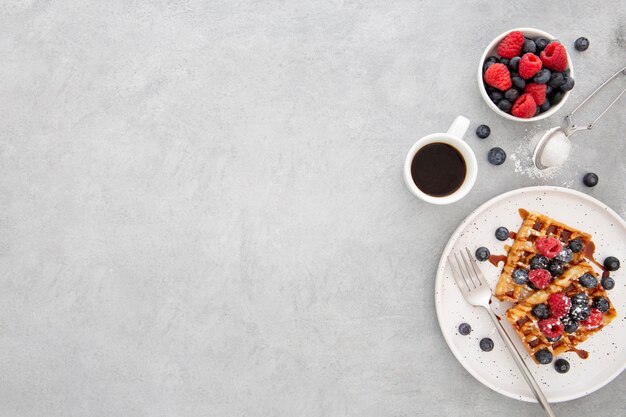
{"left": 403, "top": 116, "right": 477, "bottom": 205}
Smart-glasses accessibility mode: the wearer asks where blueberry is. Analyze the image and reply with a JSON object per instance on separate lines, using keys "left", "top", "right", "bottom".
{"left": 549, "top": 72, "right": 565, "bottom": 88}
{"left": 547, "top": 335, "right": 562, "bottom": 343}
{"left": 532, "top": 303, "right": 551, "bottom": 319}
{"left": 546, "top": 85, "right": 554, "bottom": 96}
{"left": 458, "top": 322, "right": 472, "bottom": 335}
{"left": 497, "top": 99, "right": 512, "bottom": 113}
{"left": 535, "top": 37, "right": 550, "bottom": 52}
{"left": 534, "top": 106, "right": 541, "bottom": 116}
{"left": 522, "top": 39, "right": 537, "bottom": 54}
{"left": 495, "top": 226, "right": 509, "bottom": 241}
{"left": 568, "top": 238, "right": 584, "bottom": 253}
{"left": 548, "top": 261, "right": 564, "bottom": 277}
{"left": 483, "top": 60, "right": 495, "bottom": 73}
{"left": 575, "top": 37, "right": 590, "bottom": 51}
{"left": 554, "top": 358, "right": 570, "bottom": 373}
{"left": 555, "top": 248, "right": 573, "bottom": 263}
{"left": 508, "top": 56, "right": 521, "bottom": 72}
{"left": 560, "top": 76, "right": 575, "bottom": 92}
{"left": 570, "top": 292, "right": 589, "bottom": 306}
{"left": 601, "top": 276, "right": 615, "bottom": 290}
{"left": 504, "top": 88, "right": 519, "bottom": 102}
{"left": 475, "top": 246, "right": 490, "bottom": 261}
{"left": 535, "top": 349, "right": 553, "bottom": 364}
{"left": 529, "top": 255, "right": 549, "bottom": 270}
{"left": 511, "top": 75, "right": 526, "bottom": 90}
{"left": 499, "top": 58, "right": 510, "bottom": 67}
{"left": 570, "top": 304, "right": 591, "bottom": 321}
{"left": 475, "top": 124, "right": 491, "bottom": 139}
{"left": 488, "top": 147, "right": 507, "bottom": 166}
{"left": 489, "top": 90, "right": 504, "bottom": 104}
{"left": 480, "top": 337, "right": 494, "bottom": 352}
{"left": 512, "top": 268, "right": 529, "bottom": 285}
{"left": 539, "top": 101, "right": 551, "bottom": 113}
{"left": 603, "top": 256, "right": 620, "bottom": 271}
{"left": 583, "top": 172, "right": 599, "bottom": 187}
{"left": 550, "top": 91, "right": 564, "bottom": 105}
{"left": 579, "top": 272, "right": 598, "bottom": 288}
{"left": 562, "top": 317, "right": 579, "bottom": 333}
{"left": 593, "top": 297, "right": 610, "bottom": 313}
{"left": 486, "top": 55, "right": 498, "bottom": 63}
{"left": 533, "top": 69, "right": 551, "bottom": 84}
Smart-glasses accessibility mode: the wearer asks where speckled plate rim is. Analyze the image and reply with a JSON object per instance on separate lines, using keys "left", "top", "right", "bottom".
{"left": 434, "top": 186, "right": 626, "bottom": 403}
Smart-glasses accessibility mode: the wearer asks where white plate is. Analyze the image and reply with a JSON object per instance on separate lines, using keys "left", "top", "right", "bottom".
{"left": 435, "top": 186, "right": 626, "bottom": 402}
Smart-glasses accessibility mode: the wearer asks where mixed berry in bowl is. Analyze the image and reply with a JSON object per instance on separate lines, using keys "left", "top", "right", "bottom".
{"left": 478, "top": 29, "right": 575, "bottom": 121}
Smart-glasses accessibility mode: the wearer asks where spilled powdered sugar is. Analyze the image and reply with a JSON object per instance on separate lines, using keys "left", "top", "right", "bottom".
{"left": 509, "top": 128, "right": 575, "bottom": 188}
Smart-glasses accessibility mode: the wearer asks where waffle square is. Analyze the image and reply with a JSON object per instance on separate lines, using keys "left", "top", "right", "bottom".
{"left": 505, "top": 263, "right": 617, "bottom": 364}
{"left": 495, "top": 209, "right": 592, "bottom": 302}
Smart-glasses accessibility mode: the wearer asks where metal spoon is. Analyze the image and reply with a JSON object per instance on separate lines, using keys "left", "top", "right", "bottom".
{"left": 533, "top": 65, "right": 626, "bottom": 170}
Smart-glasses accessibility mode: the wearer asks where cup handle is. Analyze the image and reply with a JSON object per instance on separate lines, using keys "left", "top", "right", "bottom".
{"left": 446, "top": 116, "right": 470, "bottom": 139}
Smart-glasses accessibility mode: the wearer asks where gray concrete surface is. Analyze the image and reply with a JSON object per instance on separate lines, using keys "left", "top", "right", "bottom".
{"left": 1, "top": 1, "right": 625, "bottom": 416}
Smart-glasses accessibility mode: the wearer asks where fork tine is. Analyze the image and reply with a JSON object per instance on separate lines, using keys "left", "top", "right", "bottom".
{"left": 464, "top": 247, "right": 487, "bottom": 287}
{"left": 458, "top": 250, "right": 479, "bottom": 289}
{"left": 448, "top": 254, "right": 471, "bottom": 293}
{"left": 454, "top": 252, "right": 475, "bottom": 290}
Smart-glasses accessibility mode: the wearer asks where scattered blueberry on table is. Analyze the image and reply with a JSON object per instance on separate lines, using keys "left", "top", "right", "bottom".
{"left": 603, "top": 256, "right": 620, "bottom": 271}
{"left": 495, "top": 226, "right": 509, "bottom": 241}
{"left": 458, "top": 323, "right": 472, "bottom": 336}
{"left": 575, "top": 37, "right": 590, "bottom": 51}
{"left": 479, "top": 337, "right": 494, "bottom": 352}
{"left": 488, "top": 147, "right": 506, "bottom": 165}
{"left": 554, "top": 358, "right": 570, "bottom": 373}
{"left": 475, "top": 246, "right": 490, "bottom": 261}
{"left": 475, "top": 124, "right": 491, "bottom": 139}
{"left": 583, "top": 172, "right": 599, "bottom": 187}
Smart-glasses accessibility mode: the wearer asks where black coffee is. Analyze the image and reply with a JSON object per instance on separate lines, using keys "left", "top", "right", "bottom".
{"left": 410, "top": 142, "right": 466, "bottom": 197}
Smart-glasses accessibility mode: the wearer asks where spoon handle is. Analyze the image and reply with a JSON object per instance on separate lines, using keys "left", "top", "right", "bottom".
{"left": 565, "top": 65, "right": 626, "bottom": 132}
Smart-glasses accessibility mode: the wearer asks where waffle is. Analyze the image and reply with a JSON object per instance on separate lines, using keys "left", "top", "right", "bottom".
{"left": 495, "top": 209, "right": 593, "bottom": 302}
{"left": 505, "top": 263, "right": 617, "bottom": 363}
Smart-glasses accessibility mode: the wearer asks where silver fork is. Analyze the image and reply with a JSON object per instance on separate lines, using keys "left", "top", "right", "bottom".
{"left": 448, "top": 248, "right": 557, "bottom": 417}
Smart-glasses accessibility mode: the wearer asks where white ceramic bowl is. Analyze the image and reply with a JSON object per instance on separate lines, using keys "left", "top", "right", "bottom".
{"left": 477, "top": 28, "right": 574, "bottom": 122}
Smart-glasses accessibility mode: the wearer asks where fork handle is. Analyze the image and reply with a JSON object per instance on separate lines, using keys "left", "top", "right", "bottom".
{"left": 483, "top": 306, "right": 557, "bottom": 417}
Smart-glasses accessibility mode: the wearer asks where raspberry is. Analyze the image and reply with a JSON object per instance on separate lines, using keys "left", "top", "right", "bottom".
{"left": 511, "top": 94, "right": 537, "bottom": 118}
{"left": 524, "top": 83, "right": 547, "bottom": 106}
{"left": 483, "top": 63, "right": 512, "bottom": 91}
{"left": 518, "top": 53, "right": 543, "bottom": 79}
{"left": 547, "top": 293, "right": 571, "bottom": 318}
{"left": 540, "top": 41, "right": 568, "bottom": 72}
{"left": 538, "top": 317, "right": 564, "bottom": 339}
{"left": 581, "top": 308, "right": 603, "bottom": 329}
{"left": 529, "top": 269, "right": 551, "bottom": 289}
{"left": 497, "top": 31, "right": 525, "bottom": 59}
{"left": 535, "top": 236, "right": 562, "bottom": 258}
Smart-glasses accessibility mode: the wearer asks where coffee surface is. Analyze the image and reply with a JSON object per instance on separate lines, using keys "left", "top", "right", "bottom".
{"left": 411, "top": 142, "right": 466, "bottom": 197}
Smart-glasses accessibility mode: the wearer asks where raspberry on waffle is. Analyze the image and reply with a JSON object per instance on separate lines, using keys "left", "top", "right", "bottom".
{"left": 494, "top": 209, "right": 592, "bottom": 302}
{"left": 505, "top": 264, "right": 617, "bottom": 364}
